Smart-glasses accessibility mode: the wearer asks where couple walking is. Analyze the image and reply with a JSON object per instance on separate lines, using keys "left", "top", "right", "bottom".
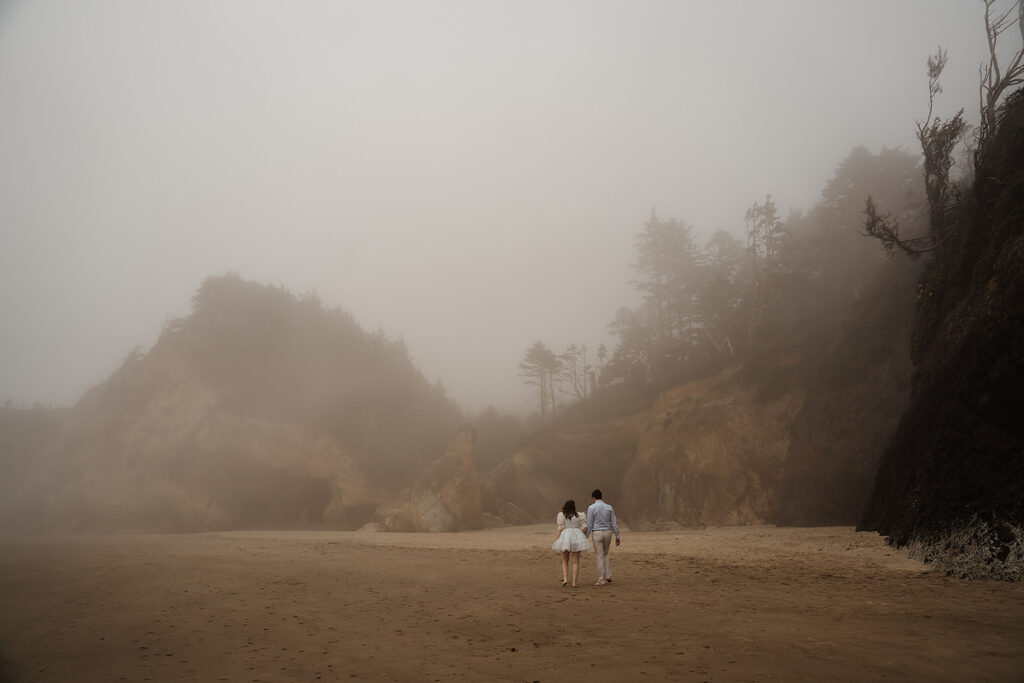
{"left": 551, "top": 489, "right": 621, "bottom": 587}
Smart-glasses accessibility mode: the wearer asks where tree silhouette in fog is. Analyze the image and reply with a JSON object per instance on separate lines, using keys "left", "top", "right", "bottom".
{"left": 518, "top": 341, "right": 560, "bottom": 424}
{"left": 632, "top": 210, "right": 701, "bottom": 359}
{"left": 523, "top": 143, "right": 926, "bottom": 418}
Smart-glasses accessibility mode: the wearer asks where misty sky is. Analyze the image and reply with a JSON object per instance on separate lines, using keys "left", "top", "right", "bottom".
{"left": 0, "top": 1, "right": 1000, "bottom": 413}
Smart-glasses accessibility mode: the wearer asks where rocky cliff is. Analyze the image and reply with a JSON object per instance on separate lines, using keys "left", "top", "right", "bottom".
{"left": 776, "top": 260, "right": 917, "bottom": 525}
{"left": 1, "top": 259, "right": 919, "bottom": 534}
{"left": 484, "top": 344, "right": 906, "bottom": 530}
{"left": 374, "top": 427, "right": 485, "bottom": 532}
{"left": 859, "top": 93, "right": 1024, "bottom": 579}
{"left": 479, "top": 245, "right": 920, "bottom": 531}
{"left": 10, "top": 342, "right": 383, "bottom": 532}
{"left": 0, "top": 275, "right": 465, "bottom": 532}
{"left": 621, "top": 364, "right": 803, "bottom": 528}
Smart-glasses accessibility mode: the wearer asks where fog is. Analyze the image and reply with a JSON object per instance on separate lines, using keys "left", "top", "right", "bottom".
{"left": 0, "top": 0, "right": 991, "bottom": 413}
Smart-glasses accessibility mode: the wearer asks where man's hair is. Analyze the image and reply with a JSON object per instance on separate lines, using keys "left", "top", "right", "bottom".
{"left": 591, "top": 489, "right": 602, "bottom": 500}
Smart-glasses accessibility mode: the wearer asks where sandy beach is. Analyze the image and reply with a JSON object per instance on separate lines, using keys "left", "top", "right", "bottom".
{"left": 1, "top": 525, "right": 1023, "bottom": 682}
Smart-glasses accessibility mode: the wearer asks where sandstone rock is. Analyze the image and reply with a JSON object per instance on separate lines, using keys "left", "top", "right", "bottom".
{"left": 622, "top": 365, "right": 802, "bottom": 527}
{"left": 484, "top": 363, "right": 810, "bottom": 529}
{"left": 20, "top": 343, "right": 383, "bottom": 532}
{"left": 407, "top": 428, "right": 483, "bottom": 532}
{"left": 480, "top": 419, "right": 640, "bottom": 524}
{"left": 482, "top": 512, "right": 507, "bottom": 529}
{"left": 491, "top": 500, "right": 534, "bottom": 527}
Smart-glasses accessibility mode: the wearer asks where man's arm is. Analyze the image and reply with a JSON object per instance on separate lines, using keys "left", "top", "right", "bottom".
{"left": 585, "top": 506, "right": 594, "bottom": 537}
{"left": 610, "top": 508, "right": 620, "bottom": 539}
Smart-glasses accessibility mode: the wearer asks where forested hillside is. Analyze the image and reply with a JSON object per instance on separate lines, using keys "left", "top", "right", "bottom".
{"left": 0, "top": 144, "right": 927, "bottom": 534}
{"left": 172, "top": 275, "right": 464, "bottom": 483}
{"left": 3, "top": 10, "right": 1020, "bottom": 563}
{"left": 511, "top": 11, "right": 1024, "bottom": 580}
{"left": 1, "top": 275, "right": 467, "bottom": 531}
{"left": 506, "top": 145, "right": 923, "bottom": 529}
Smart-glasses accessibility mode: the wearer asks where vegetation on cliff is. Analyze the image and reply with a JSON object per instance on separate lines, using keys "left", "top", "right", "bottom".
{"left": 860, "top": 91, "right": 1024, "bottom": 579}
{"left": 1, "top": 275, "right": 476, "bottom": 531}
{"left": 511, "top": 144, "right": 923, "bottom": 528}
{"left": 165, "top": 274, "right": 465, "bottom": 483}
{"left": 858, "top": 3, "right": 1024, "bottom": 579}
{"left": 4, "top": 9, "right": 1021, "bottom": 554}
{"left": 507, "top": 6, "right": 1024, "bottom": 563}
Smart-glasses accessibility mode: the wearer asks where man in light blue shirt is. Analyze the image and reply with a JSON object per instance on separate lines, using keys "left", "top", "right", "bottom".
{"left": 585, "top": 489, "right": 621, "bottom": 586}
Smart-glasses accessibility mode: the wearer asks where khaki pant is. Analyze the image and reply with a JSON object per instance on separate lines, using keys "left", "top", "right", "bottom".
{"left": 591, "top": 530, "right": 613, "bottom": 583}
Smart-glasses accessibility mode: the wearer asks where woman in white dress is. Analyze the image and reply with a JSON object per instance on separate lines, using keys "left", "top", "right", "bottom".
{"left": 552, "top": 499, "right": 589, "bottom": 587}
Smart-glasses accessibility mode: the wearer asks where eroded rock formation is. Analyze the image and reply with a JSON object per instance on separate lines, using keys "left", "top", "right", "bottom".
{"left": 8, "top": 343, "right": 381, "bottom": 532}
{"left": 405, "top": 428, "right": 484, "bottom": 532}
{"left": 621, "top": 365, "right": 802, "bottom": 528}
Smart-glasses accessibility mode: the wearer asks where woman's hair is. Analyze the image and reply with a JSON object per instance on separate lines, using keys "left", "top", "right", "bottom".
{"left": 562, "top": 499, "right": 577, "bottom": 518}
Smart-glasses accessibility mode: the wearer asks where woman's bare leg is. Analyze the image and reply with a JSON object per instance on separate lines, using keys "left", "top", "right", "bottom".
{"left": 560, "top": 551, "right": 569, "bottom": 584}
{"left": 571, "top": 552, "right": 580, "bottom": 586}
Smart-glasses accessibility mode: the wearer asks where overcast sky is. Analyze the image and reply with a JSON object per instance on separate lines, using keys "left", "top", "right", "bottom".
{"left": 0, "top": 0, "right": 1005, "bottom": 413}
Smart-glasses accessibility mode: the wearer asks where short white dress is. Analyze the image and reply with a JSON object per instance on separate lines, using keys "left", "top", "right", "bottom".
{"left": 551, "top": 511, "right": 590, "bottom": 553}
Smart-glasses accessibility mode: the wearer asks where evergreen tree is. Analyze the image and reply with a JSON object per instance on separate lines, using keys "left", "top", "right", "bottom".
{"left": 632, "top": 210, "right": 700, "bottom": 369}
{"left": 518, "top": 341, "right": 561, "bottom": 423}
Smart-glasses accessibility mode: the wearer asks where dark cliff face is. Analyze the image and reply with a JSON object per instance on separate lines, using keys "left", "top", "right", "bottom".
{"left": 859, "top": 234, "right": 1024, "bottom": 537}
{"left": 776, "top": 259, "right": 917, "bottom": 526}
{"left": 859, "top": 94, "right": 1024, "bottom": 572}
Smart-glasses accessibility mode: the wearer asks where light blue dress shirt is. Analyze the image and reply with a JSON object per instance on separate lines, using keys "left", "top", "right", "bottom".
{"left": 586, "top": 499, "right": 620, "bottom": 538}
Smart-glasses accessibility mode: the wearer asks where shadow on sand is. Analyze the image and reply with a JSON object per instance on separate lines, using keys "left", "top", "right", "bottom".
{"left": 0, "top": 643, "right": 19, "bottom": 683}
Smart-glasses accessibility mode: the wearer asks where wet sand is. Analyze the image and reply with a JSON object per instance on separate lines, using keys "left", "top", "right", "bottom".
{"left": 1, "top": 525, "right": 1022, "bottom": 682}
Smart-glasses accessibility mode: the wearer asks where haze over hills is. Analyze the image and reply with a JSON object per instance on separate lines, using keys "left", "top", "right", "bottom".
{"left": 1, "top": 89, "right": 1021, "bottom": 577}
{"left": 1, "top": 2, "right": 1022, "bottom": 584}
{"left": 0, "top": 0, "right": 990, "bottom": 414}
{"left": 0, "top": 142, "right": 923, "bottom": 536}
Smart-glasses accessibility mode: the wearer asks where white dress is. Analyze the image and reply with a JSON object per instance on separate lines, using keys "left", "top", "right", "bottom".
{"left": 551, "top": 512, "right": 590, "bottom": 553}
